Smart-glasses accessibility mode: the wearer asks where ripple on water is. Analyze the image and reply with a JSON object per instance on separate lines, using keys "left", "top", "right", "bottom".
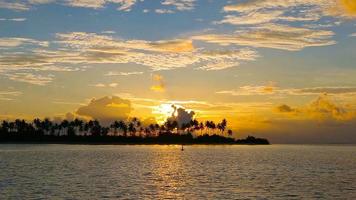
{"left": 0, "top": 144, "right": 355, "bottom": 199}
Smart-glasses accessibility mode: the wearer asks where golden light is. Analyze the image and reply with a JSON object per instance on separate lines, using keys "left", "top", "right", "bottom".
{"left": 152, "top": 103, "right": 180, "bottom": 124}
{"left": 340, "top": 0, "right": 356, "bottom": 16}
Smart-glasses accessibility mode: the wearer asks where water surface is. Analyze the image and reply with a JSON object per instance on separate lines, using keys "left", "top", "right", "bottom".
{"left": 0, "top": 145, "right": 355, "bottom": 199}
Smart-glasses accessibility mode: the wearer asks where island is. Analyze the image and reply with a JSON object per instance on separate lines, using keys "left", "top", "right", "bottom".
{"left": 0, "top": 118, "right": 270, "bottom": 145}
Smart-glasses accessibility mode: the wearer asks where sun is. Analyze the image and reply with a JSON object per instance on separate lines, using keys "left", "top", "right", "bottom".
{"left": 152, "top": 103, "right": 180, "bottom": 124}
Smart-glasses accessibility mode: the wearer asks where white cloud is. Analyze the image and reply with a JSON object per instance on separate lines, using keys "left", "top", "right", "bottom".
{"left": 0, "top": 0, "right": 137, "bottom": 11}
{"left": 155, "top": 9, "right": 174, "bottom": 14}
{"left": 0, "top": 18, "right": 27, "bottom": 22}
{"left": 101, "top": 30, "right": 116, "bottom": 34}
{"left": 104, "top": 71, "right": 143, "bottom": 76}
{"left": 63, "top": 0, "right": 136, "bottom": 11}
{"left": 193, "top": 24, "right": 335, "bottom": 51}
{"left": 0, "top": 37, "right": 48, "bottom": 48}
{"left": 28, "top": 0, "right": 54, "bottom": 4}
{"left": 0, "top": 1, "right": 30, "bottom": 11}
{"left": 216, "top": 85, "right": 356, "bottom": 96}
{"left": 0, "top": 31, "right": 258, "bottom": 75}
{"left": 5, "top": 72, "right": 54, "bottom": 85}
{"left": 89, "top": 82, "right": 118, "bottom": 88}
{"left": 161, "top": 0, "right": 195, "bottom": 11}
{"left": 218, "top": 10, "right": 284, "bottom": 25}
{"left": 0, "top": 90, "right": 22, "bottom": 101}
{"left": 222, "top": 0, "right": 356, "bottom": 25}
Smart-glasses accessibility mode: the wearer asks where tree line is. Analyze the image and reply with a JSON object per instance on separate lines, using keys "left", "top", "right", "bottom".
{"left": 0, "top": 118, "right": 269, "bottom": 144}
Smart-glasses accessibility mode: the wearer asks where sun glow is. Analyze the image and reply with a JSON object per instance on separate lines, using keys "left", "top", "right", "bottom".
{"left": 152, "top": 103, "right": 180, "bottom": 124}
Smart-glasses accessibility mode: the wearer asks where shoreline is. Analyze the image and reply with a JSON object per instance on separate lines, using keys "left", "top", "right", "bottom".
{"left": 0, "top": 135, "right": 270, "bottom": 145}
{"left": 0, "top": 141, "right": 270, "bottom": 145}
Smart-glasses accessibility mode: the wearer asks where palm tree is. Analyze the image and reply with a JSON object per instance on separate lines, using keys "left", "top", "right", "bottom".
{"left": 50, "top": 123, "right": 58, "bottom": 136}
{"left": 128, "top": 122, "right": 136, "bottom": 137}
{"left": 43, "top": 118, "right": 52, "bottom": 135}
{"left": 199, "top": 122, "right": 204, "bottom": 135}
{"left": 61, "top": 120, "right": 69, "bottom": 136}
{"left": 210, "top": 121, "right": 216, "bottom": 134}
{"left": 67, "top": 125, "right": 76, "bottom": 137}
{"left": 111, "top": 121, "right": 120, "bottom": 136}
{"left": 220, "top": 119, "right": 227, "bottom": 136}
{"left": 101, "top": 127, "right": 109, "bottom": 136}
{"left": 73, "top": 118, "right": 83, "bottom": 135}
{"left": 228, "top": 129, "right": 233, "bottom": 137}
{"left": 83, "top": 122, "right": 89, "bottom": 136}
{"left": 91, "top": 120, "right": 101, "bottom": 136}
{"left": 149, "top": 124, "right": 155, "bottom": 136}
{"left": 144, "top": 127, "right": 151, "bottom": 137}
{"left": 205, "top": 121, "right": 211, "bottom": 135}
{"left": 8, "top": 122, "right": 15, "bottom": 133}
{"left": 217, "top": 123, "right": 223, "bottom": 135}
{"left": 1, "top": 121, "right": 9, "bottom": 134}
{"left": 118, "top": 120, "right": 127, "bottom": 137}
{"left": 33, "top": 118, "right": 42, "bottom": 134}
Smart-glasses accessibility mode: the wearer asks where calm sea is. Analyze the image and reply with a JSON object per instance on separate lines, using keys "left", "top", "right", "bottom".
{"left": 0, "top": 144, "right": 355, "bottom": 199}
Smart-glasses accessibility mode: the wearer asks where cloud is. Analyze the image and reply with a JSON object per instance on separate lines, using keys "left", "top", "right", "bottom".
{"left": 0, "top": 37, "right": 48, "bottom": 48}
{"left": 294, "top": 87, "right": 356, "bottom": 95}
{"left": 0, "top": 32, "right": 256, "bottom": 73}
{"left": 275, "top": 94, "right": 356, "bottom": 121}
{"left": 101, "top": 30, "right": 116, "bottom": 34}
{"left": 197, "top": 49, "right": 258, "bottom": 70}
{"left": 64, "top": 0, "right": 136, "bottom": 11}
{"left": 104, "top": 71, "right": 143, "bottom": 76}
{"left": 155, "top": 9, "right": 174, "bottom": 14}
{"left": 232, "top": 94, "right": 356, "bottom": 143}
{"left": 0, "top": 90, "right": 22, "bottom": 101}
{"left": 76, "top": 96, "right": 132, "bottom": 125}
{"left": 276, "top": 104, "right": 296, "bottom": 113}
{"left": 207, "top": 0, "right": 356, "bottom": 55}
{"left": 161, "top": 0, "right": 195, "bottom": 11}
{"left": 55, "top": 32, "right": 195, "bottom": 53}
{"left": 150, "top": 74, "right": 165, "bottom": 92}
{"left": 193, "top": 24, "right": 335, "bottom": 51}
{"left": 149, "top": 39, "right": 194, "bottom": 53}
{"left": 5, "top": 72, "right": 54, "bottom": 85}
{"left": 327, "top": 0, "right": 356, "bottom": 18}
{"left": 167, "top": 105, "right": 195, "bottom": 128}
{"left": 305, "top": 94, "right": 355, "bottom": 120}
{"left": 216, "top": 83, "right": 277, "bottom": 96}
{"left": 0, "top": 0, "right": 137, "bottom": 11}
{"left": 28, "top": 0, "right": 55, "bottom": 4}
{"left": 222, "top": 0, "right": 356, "bottom": 20}
{"left": 0, "top": 18, "right": 27, "bottom": 22}
{"left": 1, "top": 32, "right": 257, "bottom": 71}
{"left": 89, "top": 82, "right": 118, "bottom": 88}
{"left": 217, "top": 85, "right": 356, "bottom": 97}
{"left": 0, "top": 1, "right": 30, "bottom": 11}
{"left": 0, "top": 0, "right": 199, "bottom": 13}
{"left": 218, "top": 10, "right": 284, "bottom": 25}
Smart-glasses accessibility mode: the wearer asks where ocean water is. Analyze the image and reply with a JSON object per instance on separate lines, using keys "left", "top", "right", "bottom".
{"left": 0, "top": 145, "right": 355, "bottom": 199}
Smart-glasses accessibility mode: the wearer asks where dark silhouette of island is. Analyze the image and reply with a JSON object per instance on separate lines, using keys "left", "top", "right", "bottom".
{"left": 0, "top": 118, "right": 269, "bottom": 145}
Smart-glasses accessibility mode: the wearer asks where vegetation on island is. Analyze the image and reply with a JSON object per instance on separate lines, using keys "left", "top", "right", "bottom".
{"left": 0, "top": 118, "right": 269, "bottom": 145}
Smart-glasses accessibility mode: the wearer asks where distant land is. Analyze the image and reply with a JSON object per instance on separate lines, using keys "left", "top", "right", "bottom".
{"left": 0, "top": 118, "right": 269, "bottom": 145}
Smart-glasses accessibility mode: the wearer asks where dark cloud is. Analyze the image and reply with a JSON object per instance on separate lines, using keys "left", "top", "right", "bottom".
{"left": 296, "top": 87, "right": 356, "bottom": 95}
{"left": 265, "top": 95, "right": 356, "bottom": 143}
{"left": 167, "top": 105, "right": 195, "bottom": 128}
{"left": 276, "top": 104, "right": 295, "bottom": 113}
{"left": 76, "top": 96, "right": 132, "bottom": 125}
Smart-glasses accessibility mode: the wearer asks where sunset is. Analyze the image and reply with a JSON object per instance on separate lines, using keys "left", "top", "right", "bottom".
{"left": 0, "top": 0, "right": 355, "bottom": 199}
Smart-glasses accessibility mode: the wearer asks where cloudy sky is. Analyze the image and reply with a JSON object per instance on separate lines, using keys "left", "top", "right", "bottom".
{"left": 0, "top": 0, "right": 356, "bottom": 143}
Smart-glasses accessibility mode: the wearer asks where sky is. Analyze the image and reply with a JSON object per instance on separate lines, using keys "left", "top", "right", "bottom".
{"left": 0, "top": 0, "right": 356, "bottom": 143}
